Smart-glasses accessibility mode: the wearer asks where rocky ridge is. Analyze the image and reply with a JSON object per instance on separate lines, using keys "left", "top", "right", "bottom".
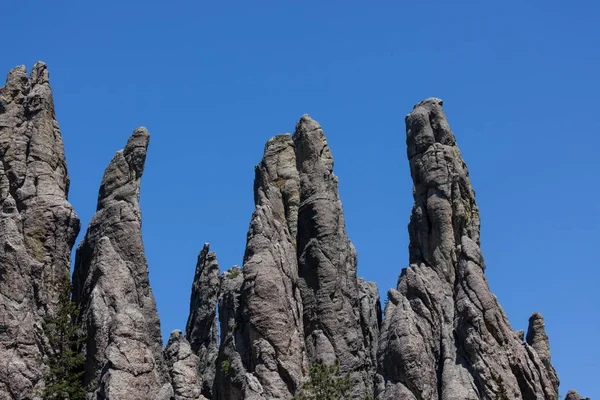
{"left": 0, "top": 63, "right": 589, "bottom": 400}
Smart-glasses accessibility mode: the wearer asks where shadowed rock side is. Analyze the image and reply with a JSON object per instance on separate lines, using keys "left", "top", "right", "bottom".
{"left": 293, "top": 115, "right": 379, "bottom": 398}
{"left": 377, "top": 98, "right": 559, "bottom": 400}
{"left": 164, "top": 330, "right": 203, "bottom": 400}
{"left": 72, "top": 128, "right": 172, "bottom": 400}
{"left": 185, "top": 244, "right": 220, "bottom": 398}
{"left": 565, "top": 390, "right": 591, "bottom": 400}
{"left": 239, "top": 134, "right": 308, "bottom": 399}
{"left": 0, "top": 63, "right": 80, "bottom": 399}
{"left": 216, "top": 266, "right": 265, "bottom": 400}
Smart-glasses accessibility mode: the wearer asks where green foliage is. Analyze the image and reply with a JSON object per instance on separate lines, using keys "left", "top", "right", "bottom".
{"left": 41, "top": 273, "right": 86, "bottom": 400}
{"left": 293, "top": 359, "right": 351, "bottom": 400}
{"left": 493, "top": 375, "right": 510, "bottom": 400}
{"left": 221, "top": 359, "right": 231, "bottom": 376}
{"left": 228, "top": 268, "right": 241, "bottom": 279}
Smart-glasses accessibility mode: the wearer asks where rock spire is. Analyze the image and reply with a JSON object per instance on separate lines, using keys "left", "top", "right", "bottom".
{"left": 377, "top": 98, "right": 559, "bottom": 399}
{"left": 0, "top": 62, "right": 80, "bottom": 398}
{"left": 72, "top": 128, "right": 172, "bottom": 399}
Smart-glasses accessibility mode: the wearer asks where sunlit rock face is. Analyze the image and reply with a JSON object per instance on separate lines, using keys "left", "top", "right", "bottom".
{"left": 377, "top": 98, "right": 559, "bottom": 400}
{"left": 0, "top": 62, "right": 80, "bottom": 398}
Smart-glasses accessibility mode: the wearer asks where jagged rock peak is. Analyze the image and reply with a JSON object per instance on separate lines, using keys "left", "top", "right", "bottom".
{"left": 377, "top": 98, "right": 559, "bottom": 400}
{"left": 72, "top": 128, "right": 172, "bottom": 399}
{"left": 164, "top": 330, "right": 203, "bottom": 400}
{"left": 565, "top": 389, "right": 591, "bottom": 400}
{"left": 97, "top": 126, "right": 149, "bottom": 209}
{"left": 527, "top": 312, "right": 559, "bottom": 391}
{"left": 185, "top": 243, "right": 220, "bottom": 398}
{"left": 0, "top": 62, "right": 80, "bottom": 398}
{"left": 240, "top": 132, "right": 306, "bottom": 398}
{"left": 293, "top": 114, "right": 377, "bottom": 398}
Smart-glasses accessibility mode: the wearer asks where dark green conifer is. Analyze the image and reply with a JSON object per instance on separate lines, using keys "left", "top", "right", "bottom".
{"left": 41, "top": 273, "right": 86, "bottom": 400}
{"left": 293, "top": 359, "right": 351, "bottom": 400}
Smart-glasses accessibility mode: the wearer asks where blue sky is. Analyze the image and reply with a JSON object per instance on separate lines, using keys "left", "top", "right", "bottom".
{"left": 2, "top": 1, "right": 598, "bottom": 397}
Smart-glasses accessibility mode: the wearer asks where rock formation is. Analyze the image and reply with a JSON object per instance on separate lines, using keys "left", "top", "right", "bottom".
{"left": 185, "top": 244, "right": 220, "bottom": 398}
{"left": 239, "top": 134, "right": 307, "bottom": 399}
{"left": 294, "top": 115, "right": 380, "bottom": 398}
{"left": 72, "top": 128, "right": 172, "bottom": 399}
{"left": 565, "top": 390, "right": 591, "bottom": 400}
{"left": 377, "top": 98, "right": 559, "bottom": 399}
{"left": 215, "top": 266, "right": 265, "bottom": 400}
{"left": 0, "top": 62, "right": 591, "bottom": 400}
{"left": 0, "top": 63, "right": 80, "bottom": 399}
{"left": 164, "top": 330, "right": 203, "bottom": 400}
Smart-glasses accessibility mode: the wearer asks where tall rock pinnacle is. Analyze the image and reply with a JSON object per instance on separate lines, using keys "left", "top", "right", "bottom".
{"left": 377, "top": 98, "right": 559, "bottom": 399}
{"left": 72, "top": 128, "right": 172, "bottom": 399}
{"left": 185, "top": 244, "right": 220, "bottom": 398}
{"left": 293, "top": 115, "right": 379, "bottom": 398}
{"left": 240, "top": 134, "right": 307, "bottom": 399}
{"left": 0, "top": 63, "right": 80, "bottom": 398}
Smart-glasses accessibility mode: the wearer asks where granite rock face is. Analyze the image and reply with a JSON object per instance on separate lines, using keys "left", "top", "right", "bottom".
{"left": 0, "top": 63, "right": 80, "bottom": 399}
{"left": 215, "top": 266, "right": 265, "bottom": 400}
{"left": 1, "top": 61, "right": 590, "bottom": 400}
{"left": 565, "top": 390, "right": 590, "bottom": 400}
{"left": 294, "top": 115, "right": 378, "bottom": 398}
{"left": 164, "top": 330, "right": 203, "bottom": 400}
{"left": 377, "top": 98, "right": 559, "bottom": 400}
{"left": 185, "top": 244, "right": 220, "bottom": 398}
{"left": 239, "top": 134, "right": 307, "bottom": 399}
{"left": 72, "top": 128, "right": 172, "bottom": 400}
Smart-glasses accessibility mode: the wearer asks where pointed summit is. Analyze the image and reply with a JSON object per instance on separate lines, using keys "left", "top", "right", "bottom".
{"left": 377, "top": 98, "right": 559, "bottom": 399}
{"left": 0, "top": 63, "right": 80, "bottom": 397}
{"left": 73, "top": 128, "right": 172, "bottom": 399}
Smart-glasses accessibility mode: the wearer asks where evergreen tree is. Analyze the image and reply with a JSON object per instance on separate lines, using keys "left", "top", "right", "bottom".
{"left": 41, "top": 273, "right": 86, "bottom": 400}
{"left": 294, "top": 359, "right": 351, "bottom": 400}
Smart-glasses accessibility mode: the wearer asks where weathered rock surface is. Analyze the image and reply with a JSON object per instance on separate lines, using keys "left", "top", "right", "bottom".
{"left": 239, "top": 134, "right": 307, "bottom": 399}
{"left": 165, "top": 330, "right": 202, "bottom": 400}
{"left": 358, "top": 278, "right": 382, "bottom": 386}
{"left": 185, "top": 244, "right": 220, "bottom": 398}
{"left": 527, "top": 312, "right": 559, "bottom": 393}
{"left": 293, "top": 115, "right": 376, "bottom": 398}
{"left": 377, "top": 98, "right": 559, "bottom": 400}
{"left": 0, "top": 63, "right": 80, "bottom": 399}
{"left": 216, "top": 266, "right": 265, "bottom": 400}
{"left": 72, "top": 128, "right": 172, "bottom": 399}
{"left": 565, "top": 389, "right": 591, "bottom": 400}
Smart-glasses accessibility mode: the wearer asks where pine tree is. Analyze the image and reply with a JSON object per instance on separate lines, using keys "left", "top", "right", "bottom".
{"left": 294, "top": 359, "right": 351, "bottom": 400}
{"left": 41, "top": 273, "right": 86, "bottom": 400}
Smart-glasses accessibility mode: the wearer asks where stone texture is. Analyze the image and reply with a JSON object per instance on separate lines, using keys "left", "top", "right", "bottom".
{"left": 164, "top": 330, "right": 202, "bottom": 400}
{"left": 358, "top": 278, "right": 382, "bottom": 388}
{"left": 239, "top": 134, "right": 307, "bottom": 399}
{"left": 527, "top": 312, "right": 559, "bottom": 393}
{"left": 565, "top": 389, "right": 590, "bottom": 400}
{"left": 215, "top": 266, "right": 265, "bottom": 400}
{"left": 377, "top": 98, "right": 559, "bottom": 400}
{"left": 185, "top": 244, "right": 220, "bottom": 398}
{"left": 72, "top": 128, "right": 172, "bottom": 399}
{"left": 293, "top": 115, "right": 375, "bottom": 398}
{"left": 0, "top": 63, "right": 80, "bottom": 399}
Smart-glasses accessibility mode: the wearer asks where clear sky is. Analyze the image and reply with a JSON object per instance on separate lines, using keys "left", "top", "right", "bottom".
{"left": 2, "top": 1, "right": 598, "bottom": 398}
